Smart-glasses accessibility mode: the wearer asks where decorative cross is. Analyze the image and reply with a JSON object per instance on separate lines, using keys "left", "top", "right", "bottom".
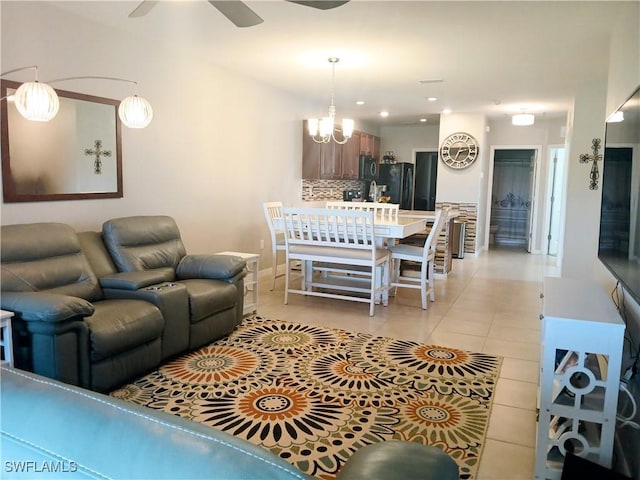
{"left": 84, "top": 139, "right": 112, "bottom": 175}
{"left": 579, "top": 138, "right": 602, "bottom": 190}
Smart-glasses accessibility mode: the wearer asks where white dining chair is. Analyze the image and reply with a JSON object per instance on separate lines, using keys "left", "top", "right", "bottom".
{"left": 326, "top": 201, "right": 399, "bottom": 220}
{"left": 388, "top": 208, "right": 448, "bottom": 309}
{"left": 263, "top": 201, "right": 286, "bottom": 290}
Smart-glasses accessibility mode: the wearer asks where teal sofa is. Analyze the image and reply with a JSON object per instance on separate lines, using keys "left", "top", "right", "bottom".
{"left": 0, "top": 368, "right": 459, "bottom": 480}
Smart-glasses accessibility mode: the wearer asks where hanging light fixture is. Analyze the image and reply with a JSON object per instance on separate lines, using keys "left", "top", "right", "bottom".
{"left": 512, "top": 110, "right": 535, "bottom": 126}
{"left": 47, "top": 76, "right": 153, "bottom": 128}
{"left": 308, "top": 57, "right": 353, "bottom": 144}
{"left": 1, "top": 68, "right": 153, "bottom": 128}
{"left": 1, "top": 66, "right": 59, "bottom": 121}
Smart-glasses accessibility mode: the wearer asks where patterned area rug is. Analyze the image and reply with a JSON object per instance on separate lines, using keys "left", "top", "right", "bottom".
{"left": 111, "top": 316, "right": 501, "bottom": 479}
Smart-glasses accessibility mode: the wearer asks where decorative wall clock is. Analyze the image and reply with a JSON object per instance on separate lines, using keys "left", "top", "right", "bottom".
{"left": 439, "top": 132, "right": 479, "bottom": 169}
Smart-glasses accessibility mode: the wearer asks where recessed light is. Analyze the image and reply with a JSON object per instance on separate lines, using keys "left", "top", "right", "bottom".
{"left": 427, "top": 97, "right": 437, "bottom": 102}
{"left": 380, "top": 111, "right": 389, "bottom": 118}
{"left": 356, "top": 100, "right": 365, "bottom": 105}
{"left": 442, "top": 108, "right": 452, "bottom": 115}
{"left": 419, "top": 118, "right": 427, "bottom": 123}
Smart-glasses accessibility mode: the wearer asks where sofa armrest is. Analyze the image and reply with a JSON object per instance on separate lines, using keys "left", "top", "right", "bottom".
{"left": 99, "top": 270, "right": 171, "bottom": 291}
{"left": 177, "top": 254, "right": 246, "bottom": 281}
{"left": 0, "top": 292, "right": 94, "bottom": 323}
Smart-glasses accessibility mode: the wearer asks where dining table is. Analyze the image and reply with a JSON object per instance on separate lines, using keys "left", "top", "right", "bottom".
{"left": 271, "top": 210, "right": 428, "bottom": 245}
{"left": 272, "top": 208, "right": 430, "bottom": 304}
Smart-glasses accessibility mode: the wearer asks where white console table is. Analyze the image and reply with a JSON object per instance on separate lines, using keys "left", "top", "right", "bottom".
{"left": 535, "top": 278, "right": 625, "bottom": 479}
{"left": 1, "top": 310, "right": 15, "bottom": 368}
{"left": 216, "top": 251, "right": 258, "bottom": 316}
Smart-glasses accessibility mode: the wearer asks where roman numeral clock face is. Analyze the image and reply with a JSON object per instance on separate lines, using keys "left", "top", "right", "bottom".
{"left": 439, "top": 132, "right": 479, "bottom": 169}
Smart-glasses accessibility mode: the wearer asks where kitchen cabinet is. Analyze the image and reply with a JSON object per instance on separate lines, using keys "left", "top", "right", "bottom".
{"left": 360, "top": 133, "right": 374, "bottom": 156}
{"left": 302, "top": 121, "right": 362, "bottom": 180}
{"left": 341, "top": 131, "right": 361, "bottom": 179}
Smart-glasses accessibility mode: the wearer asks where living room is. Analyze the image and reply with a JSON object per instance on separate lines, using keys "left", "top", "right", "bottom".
{"left": 1, "top": 1, "right": 639, "bottom": 479}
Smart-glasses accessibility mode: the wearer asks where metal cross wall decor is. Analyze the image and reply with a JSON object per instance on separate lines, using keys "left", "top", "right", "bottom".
{"left": 579, "top": 138, "right": 602, "bottom": 190}
{"left": 84, "top": 139, "right": 112, "bottom": 175}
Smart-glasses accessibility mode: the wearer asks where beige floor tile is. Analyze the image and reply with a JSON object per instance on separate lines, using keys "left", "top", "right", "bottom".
{"left": 476, "top": 439, "right": 535, "bottom": 480}
{"left": 493, "top": 378, "right": 538, "bottom": 410}
{"left": 426, "top": 330, "right": 486, "bottom": 352}
{"left": 488, "top": 324, "right": 541, "bottom": 344}
{"left": 499, "top": 357, "right": 539, "bottom": 384}
{"left": 433, "top": 318, "right": 492, "bottom": 337}
{"left": 486, "top": 405, "right": 537, "bottom": 447}
{"left": 483, "top": 338, "right": 540, "bottom": 362}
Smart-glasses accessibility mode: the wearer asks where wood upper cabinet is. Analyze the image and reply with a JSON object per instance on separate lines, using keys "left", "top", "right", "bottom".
{"left": 341, "top": 131, "right": 361, "bottom": 180}
{"left": 302, "top": 122, "right": 377, "bottom": 179}
{"left": 360, "top": 133, "right": 374, "bottom": 156}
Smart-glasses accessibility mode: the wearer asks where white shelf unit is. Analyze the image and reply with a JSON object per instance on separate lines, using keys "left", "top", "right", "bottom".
{"left": 535, "top": 278, "right": 625, "bottom": 480}
{"left": 216, "top": 251, "right": 258, "bottom": 315}
{"left": 0, "top": 310, "right": 15, "bottom": 368}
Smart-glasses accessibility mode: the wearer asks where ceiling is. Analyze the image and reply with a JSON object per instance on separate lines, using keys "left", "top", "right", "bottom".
{"left": 50, "top": 1, "right": 630, "bottom": 126}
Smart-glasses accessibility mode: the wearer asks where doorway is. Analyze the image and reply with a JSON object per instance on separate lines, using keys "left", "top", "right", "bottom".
{"left": 489, "top": 149, "right": 537, "bottom": 250}
{"left": 414, "top": 151, "right": 438, "bottom": 211}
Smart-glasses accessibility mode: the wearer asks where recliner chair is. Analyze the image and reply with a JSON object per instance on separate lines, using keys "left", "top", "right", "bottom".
{"left": 102, "top": 215, "right": 246, "bottom": 351}
{"left": 1, "top": 223, "right": 165, "bottom": 392}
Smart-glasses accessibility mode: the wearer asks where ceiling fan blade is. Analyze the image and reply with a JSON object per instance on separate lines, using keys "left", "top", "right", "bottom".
{"left": 208, "top": 1, "right": 264, "bottom": 28}
{"left": 128, "top": 0, "right": 159, "bottom": 18}
{"left": 286, "top": 1, "right": 350, "bottom": 10}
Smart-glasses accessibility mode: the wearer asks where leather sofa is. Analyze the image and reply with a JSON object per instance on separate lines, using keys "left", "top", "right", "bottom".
{"left": 1, "top": 367, "right": 460, "bottom": 480}
{"left": 0, "top": 218, "right": 246, "bottom": 392}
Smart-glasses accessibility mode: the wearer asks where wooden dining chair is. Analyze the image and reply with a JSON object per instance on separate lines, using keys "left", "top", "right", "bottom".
{"left": 388, "top": 208, "right": 448, "bottom": 309}
{"left": 263, "top": 201, "right": 286, "bottom": 290}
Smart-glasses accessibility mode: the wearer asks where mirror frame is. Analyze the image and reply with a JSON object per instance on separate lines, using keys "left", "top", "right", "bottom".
{"left": 1, "top": 79, "right": 123, "bottom": 202}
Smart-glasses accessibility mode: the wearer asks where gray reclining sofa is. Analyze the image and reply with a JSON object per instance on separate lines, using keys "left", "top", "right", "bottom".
{"left": 1, "top": 216, "right": 246, "bottom": 392}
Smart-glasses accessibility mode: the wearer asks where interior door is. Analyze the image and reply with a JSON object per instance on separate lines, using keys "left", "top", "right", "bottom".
{"left": 414, "top": 152, "right": 438, "bottom": 211}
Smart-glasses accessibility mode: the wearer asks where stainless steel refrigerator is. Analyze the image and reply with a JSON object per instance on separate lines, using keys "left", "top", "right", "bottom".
{"left": 378, "top": 162, "right": 414, "bottom": 209}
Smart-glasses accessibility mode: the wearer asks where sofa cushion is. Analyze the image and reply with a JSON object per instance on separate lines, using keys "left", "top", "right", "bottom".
{"left": 179, "top": 279, "right": 238, "bottom": 323}
{"left": 102, "top": 216, "right": 187, "bottom": 272}
{"left": 1, "top": 223, "right": 102, "bottom": 302}
{"left": 85, "top": 299, "right": 164, "bottom": 362}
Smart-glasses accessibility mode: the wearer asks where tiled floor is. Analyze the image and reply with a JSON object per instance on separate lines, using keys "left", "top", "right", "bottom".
{"left": 256, "top": 246, "right": 561, "bottom": 480}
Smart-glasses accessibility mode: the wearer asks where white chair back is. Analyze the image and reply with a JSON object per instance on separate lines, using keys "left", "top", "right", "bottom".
{"left": 326, "top": 201, "right": 399, "bottom": 220}
{"left": 283, "top": 207, "right": 377, "bottom": 254}
{"left": 263, "top": 201, "right": 285, "bottom": 290}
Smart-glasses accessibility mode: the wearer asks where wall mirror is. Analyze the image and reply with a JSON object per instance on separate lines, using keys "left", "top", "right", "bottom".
{"left": 1, "top": 79, "right": 122, "bottom": 202}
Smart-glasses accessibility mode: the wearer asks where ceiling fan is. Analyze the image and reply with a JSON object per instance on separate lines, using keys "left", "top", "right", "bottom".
{"left": 129, "top": 1, "right": 350, "bottom": 28}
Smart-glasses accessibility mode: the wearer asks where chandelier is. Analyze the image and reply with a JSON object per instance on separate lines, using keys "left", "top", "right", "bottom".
{"left": 307, "top": 57, "right": 354, "bottom": 144}
{"left": 1, "top": 66, "right": 153, "bottom": 128}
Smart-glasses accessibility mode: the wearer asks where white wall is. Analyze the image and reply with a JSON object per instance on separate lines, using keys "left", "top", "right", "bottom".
{"left": 379, "top": 124, "right": 439, "bottom": 164}
{"left": 0, "top": 2, "right": 308, "bottom": 271}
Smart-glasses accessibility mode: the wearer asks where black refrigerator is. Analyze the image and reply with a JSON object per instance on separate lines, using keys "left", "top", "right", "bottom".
{"left": 378, "top": 162, "right": 414, "bottom": 210}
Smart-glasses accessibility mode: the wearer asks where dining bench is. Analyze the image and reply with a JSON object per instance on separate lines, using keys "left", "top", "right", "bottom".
{"left": 281, "top": 207, "right": 390, "bottom": 316}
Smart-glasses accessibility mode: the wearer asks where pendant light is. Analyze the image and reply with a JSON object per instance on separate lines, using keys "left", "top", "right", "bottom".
{"left": 1, "top": 66, "right": 59, "bottom": 121}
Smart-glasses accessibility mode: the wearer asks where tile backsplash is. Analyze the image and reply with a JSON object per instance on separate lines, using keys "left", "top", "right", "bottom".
{"left": 301, "top": 179, "right": 365, "bottom": 201}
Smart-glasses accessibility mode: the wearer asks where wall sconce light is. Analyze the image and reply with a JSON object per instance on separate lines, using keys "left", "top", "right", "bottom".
{"left": 512, "top": 112, "right": 535, "bottom": 126}
{"left": 1, "top": 67, "right": 153, "bottom": 128}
